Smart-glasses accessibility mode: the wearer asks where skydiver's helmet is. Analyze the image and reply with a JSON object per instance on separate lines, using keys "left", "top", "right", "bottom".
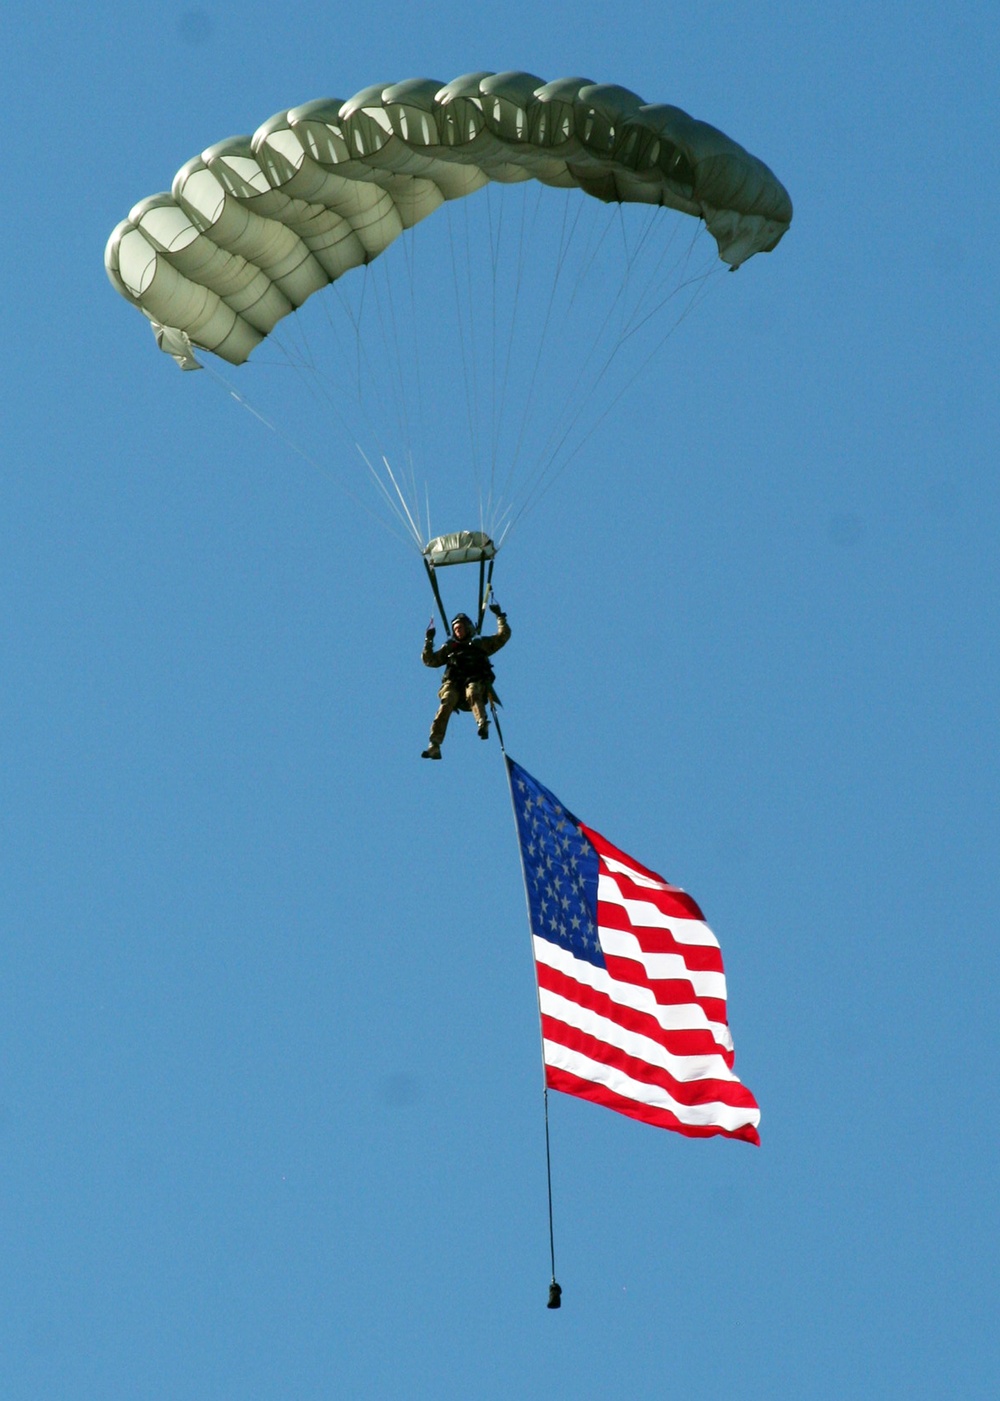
{"left": 451, "top": 613, "right": 475, "bottom": 639}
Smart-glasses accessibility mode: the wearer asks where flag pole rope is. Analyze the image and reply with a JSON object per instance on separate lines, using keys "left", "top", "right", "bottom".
{"left": 495, "top": 704, "right": 563, "bottom": 1310}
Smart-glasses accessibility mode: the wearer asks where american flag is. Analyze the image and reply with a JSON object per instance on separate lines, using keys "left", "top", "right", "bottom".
{"left": 507, "top": 757, "right": 760, "bottom": 1145}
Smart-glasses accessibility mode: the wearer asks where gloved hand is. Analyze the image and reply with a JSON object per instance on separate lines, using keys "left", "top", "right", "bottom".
{"left": 425, "top": 617, "right": 436, "bottom": 639}
{"left": 488, "top": 599, "right": 505, "bottom": 617}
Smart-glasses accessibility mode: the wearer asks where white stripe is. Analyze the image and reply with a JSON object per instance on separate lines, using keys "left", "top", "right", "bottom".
{"left": 597, "top": 874, "right": 720, "bottom": 947}
{"left": 544, "top": 1040, "right": 760, "bottom": 1132}
{"left": 539, "top": 986, "right": 740, "bottom": 1084}
{"left": 534, "top": 936, "right": 734, "bottom": 1053}
{"left": 598, "top": 926, "right": 729, "bottom": 1001}
{"left": 599, "top": 853, "right": 671, "bottom": 890}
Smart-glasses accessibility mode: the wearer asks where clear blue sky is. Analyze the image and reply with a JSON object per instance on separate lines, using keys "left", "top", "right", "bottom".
{"left": 3, "top": 4, "right": 998, "bottom": 1397}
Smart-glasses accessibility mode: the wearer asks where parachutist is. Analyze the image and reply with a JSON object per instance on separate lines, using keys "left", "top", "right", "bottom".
{"left": 421, "top": 606, "right": 510, "bottom": 759}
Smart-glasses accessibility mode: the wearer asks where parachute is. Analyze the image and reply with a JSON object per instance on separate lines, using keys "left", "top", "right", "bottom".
{"left": 106, "top": 71, "right": 791, "bottom": 364}
{"left": 105, "top": 71, "right": 791, "bottom": 584}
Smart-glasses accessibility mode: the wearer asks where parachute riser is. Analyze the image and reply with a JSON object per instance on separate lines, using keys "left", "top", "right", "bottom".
{"left": 423, "top": 558, "right": 451, "bottom": 636}
{"left": 477, "top": 555, "right": 496, "bottom": 634}
{"left": 421, "top": 530, "right": 497, "bottom": 636}
{"left": 422, "top": 555, "right": 496, "bottom": 636}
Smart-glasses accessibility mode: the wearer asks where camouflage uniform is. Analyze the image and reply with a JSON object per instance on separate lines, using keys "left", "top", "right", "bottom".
{"left": 422, "top": 613, "right": 511, "bottom": 749}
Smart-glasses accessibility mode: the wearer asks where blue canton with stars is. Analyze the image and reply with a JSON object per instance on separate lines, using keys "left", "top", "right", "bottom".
{"left": 507, "top": 757, "right": 604, "bottom": 969}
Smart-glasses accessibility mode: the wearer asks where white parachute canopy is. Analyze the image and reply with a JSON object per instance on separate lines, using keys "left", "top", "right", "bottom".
{"left": 106, "top": 71, "right": 792, "bottom": 552}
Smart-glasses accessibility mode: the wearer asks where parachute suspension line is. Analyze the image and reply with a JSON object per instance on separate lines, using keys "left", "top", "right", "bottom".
{"left": 502, "top": 197, "right": 628, "bottom": 520}
{"left": 484, "top": 182, "right": 537, "bottom": 539}
{"left": 366, "top": 243, "right": 420, "bottom": 516}
{"left": 349, "top": 258, "right": 411, "bottom": 520}
{"left": 533, "top": 217, "right": 714, "bottom": 493}
{"left": 269, "top": 247, "right": 429, "bottom": 550}
{"left": 491, "top": 188, "right": 588, "bottom": 526}
{"left": 353, "top": 255, "right": 370, "bottom": 403}
{"left": 393, "top": 257, "right": 427, "bottom": 546}
{"left": 612, "top": 198, "right": 666, "bottom": 330}
{"left": 499, "top": 739, "right": 562, "bottom": 1310}
{"left": 478, "top": 181, "right": 530, "bottom": 540}
{"left": 610, "top": 208, "right": 713, "bottom": 348}
{"left": 446, "top": 182, "right": 570, "bottom": 546}
{"left": 356, "top": 444, "right": 425, "bottom": 552}
{"left": 243, "top": 296, "right": 428, "bottom": 555}
{"left": 199, "top": 363, "right": 420, "bottom": 553}
{"left": 268, "top": 293, "right": 322, "bottom": 380}
{"left": 264, "top": 307, "right": 424, "bottom": 550}
{"left": 614, "top": 256, "right": 720, "bottom": 357}
{"left": 480, "top": 184, "right": 498, "bottom": 531}
{"left": 320, "top": 285, "right": 411, "bottom": 494}
{"left": 599, "top": 217, "right": 721, "bottom": 370}
{"left": 486, "top": 182, "right": 537, "bottom": 535}
{"left": 399, "top": 219, "right": 430, "bottom": 544}
{"left": 501, "top": 229, "right": 722, "bottom": 540}
{"left": 483, "top": 182, "right": 506, "bottom": 538}
{"left": 364, "top": 190, "right": 415, "bottom": 477}
{"left": 497, "top": 200, "right": 635, "bottom": 520}
{"left": 447, "top": 200, "right": 485, "bottom": 523}
{"left": 270, "top": 272, "right": 391, "bottom": 463}
{"left": 529, "top": 204, "right": 655, "bottom": 459}
{"left": 502, "top": 249, "right": 723, "bottom": 539}
{"left": 517, "top": 202, "right": 666, "bottom": 479}
{"left": 605, "top": 198, "right": 651, "bottom": 350}
{"left": 484, "top": 184, "right": 500, "bottom": 529}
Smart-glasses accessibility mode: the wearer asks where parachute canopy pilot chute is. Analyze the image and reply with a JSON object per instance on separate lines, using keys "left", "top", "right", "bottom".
{"left": 105, "top": 71, "right": 792, "bottom": 615}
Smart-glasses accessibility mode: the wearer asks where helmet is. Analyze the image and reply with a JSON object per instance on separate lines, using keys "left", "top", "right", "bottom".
{"left": 451, "top": 613, "right": 475, "bottom": 635}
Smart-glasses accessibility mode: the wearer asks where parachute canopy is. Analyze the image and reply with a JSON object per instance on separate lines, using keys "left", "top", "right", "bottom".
{"left": 105, "top": 71, "right": 792, "bottom": 369}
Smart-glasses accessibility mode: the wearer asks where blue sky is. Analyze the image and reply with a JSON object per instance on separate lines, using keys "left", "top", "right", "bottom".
{"left": 3, "top": 3, "right": 998, "bottom": 1397}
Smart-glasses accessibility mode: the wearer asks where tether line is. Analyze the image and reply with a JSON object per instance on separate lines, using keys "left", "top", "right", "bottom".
{"left": 496, "top": 716, "right": 562, "bottom": 1310}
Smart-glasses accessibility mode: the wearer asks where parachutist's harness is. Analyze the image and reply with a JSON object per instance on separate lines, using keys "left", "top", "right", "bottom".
{"left": 442, "top": 640, "right": 496, "bottom": 691}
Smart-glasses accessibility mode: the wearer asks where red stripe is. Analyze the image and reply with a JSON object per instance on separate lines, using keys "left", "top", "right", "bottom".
{"left": 546, "top": 1066, "right": 760, "bottom": 1145}
{"left": 596, "top": 903, "right": 725, "bottom": 971}
{"left": 581, "top": 824, "right": 706, "bottom": 919}
{"left": 537, "top": 957, "right": 732, "bottom": 1062}
{"left": 600, "top": 870, "right": 707, "bottom": 922}
{"left": 541, "top": 1014, "right": 759, "bottom": 1112}
{"left": 601, "top": 951, "right": 729, "bottom": 1029}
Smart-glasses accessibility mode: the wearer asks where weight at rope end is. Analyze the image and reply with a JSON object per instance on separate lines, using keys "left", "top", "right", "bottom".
{"left": 547, "top": 1279, "right": 562, "bottom": 1310}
